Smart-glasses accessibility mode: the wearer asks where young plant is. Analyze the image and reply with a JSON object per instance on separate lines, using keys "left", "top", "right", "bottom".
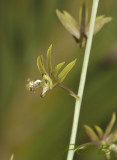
{"left": 26, "top": 44, "right": 78, "bottom": 99}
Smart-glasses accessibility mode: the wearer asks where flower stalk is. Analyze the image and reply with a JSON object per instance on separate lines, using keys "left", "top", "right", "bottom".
{"left": 66, "top": 1, "right": 100, "bottom": 160}
{"left": 58, "top": 83, "right": 79, "bottom": 100}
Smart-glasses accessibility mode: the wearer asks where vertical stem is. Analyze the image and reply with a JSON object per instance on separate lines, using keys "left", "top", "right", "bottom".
{"left": 66, "top": 0, "right": 99, "bottom": 160}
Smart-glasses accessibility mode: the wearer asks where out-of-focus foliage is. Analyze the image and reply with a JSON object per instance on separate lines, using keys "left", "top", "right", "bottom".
{"left": 67, "top": 113, "right": 117, "bottom": 160}
{"left": 83, "top": 113, "right": 117, "bottom": 159}
{"left": 0, "top": 0, "right": 117, "bottom": 160}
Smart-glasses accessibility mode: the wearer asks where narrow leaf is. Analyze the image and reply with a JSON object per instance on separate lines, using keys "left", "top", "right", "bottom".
{"left": 84, "top": 125, "right": 99, "bottom": 141}
{"left": 37, "top": 55, "right": 46, "bottom": 75}
{"left": 56, "top": 9, "right": 80, "bottom": 40}
{"left": 94, "top": 125, "right": 104, "bottom": 138}
{"left": 57, "top": 59, "right": 77, "bottom": 83}
{"left": 104, "top": 112, "right": 116, "bottom": 139}
{"left": 53, "top": 61, "right": 65, "bottom": 78}
{"left": 47, "top": 44, "right": 52, "bottom": 76}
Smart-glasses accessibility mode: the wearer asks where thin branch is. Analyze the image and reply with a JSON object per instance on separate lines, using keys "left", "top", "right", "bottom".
{"left": 58, "top": 83, "right": 79, "bottom": 100}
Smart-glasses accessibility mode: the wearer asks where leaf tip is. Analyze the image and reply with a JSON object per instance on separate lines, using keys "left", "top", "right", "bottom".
{"left": 49, "top": 44, "right": 53, "bottom": 49}
{"left": 56, "top": 9, "right": 59, "bottom": 13}
{"left": 84, "top": 124, "right": 90, "bottom": 132}
{"left": 10, "top": 154, "right": 14, "bottom": 160}
{"left": 112, "top": 112, "right": 116, "bottom": 121}
{"left": 56, "top": 9, "right": 61, "bottom": 16}
{"left": 74, "top": 58, "right": 77, "bottom": 63}
{"left": 84, "top": 124, "right": 88, "bottom": 129}
{"left": 108, "top": 17, "right": 113, "bottom": 21}
{"left": 37, "top": 56, "right": 39, "bottom": 66}
{"left": 72, "top": 58, "right": 77, "bottom": 66}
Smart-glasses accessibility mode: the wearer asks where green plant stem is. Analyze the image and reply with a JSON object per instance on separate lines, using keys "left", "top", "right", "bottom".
{"left": 58, "top": 84, "right": 79, "bottom": 100}
{"left": 66, "top": 1, "right": 99, "bottom": 160}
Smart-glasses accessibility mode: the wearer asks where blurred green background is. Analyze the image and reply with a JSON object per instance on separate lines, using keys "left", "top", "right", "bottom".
{"left": 0, "top": 0, "right": 117, "bottom": 159}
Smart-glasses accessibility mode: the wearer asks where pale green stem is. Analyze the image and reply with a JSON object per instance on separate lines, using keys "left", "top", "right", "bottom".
{"left": 58, "top": 83, "right": 79, "bottom": 100}
{"left": 66, "top": 1, "right": 99, "bottom": 160}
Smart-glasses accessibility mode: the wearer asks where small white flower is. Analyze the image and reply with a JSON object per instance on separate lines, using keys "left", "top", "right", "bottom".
{"left": 26, "top": 79, "right": 42, "bottom": 92}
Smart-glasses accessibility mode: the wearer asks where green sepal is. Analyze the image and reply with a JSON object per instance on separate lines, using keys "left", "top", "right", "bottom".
{"left": 56, "top": 9, "right": 80, "bottom": 40}
{"left": 53, "top": 61, "right": 65, "bottom": 78}
{"left": 94, "top": 125, "right": 103, "bottom": 138}
{"left": 57, "top": 59, "right": 77, "bottom": 83}
{"left": 104, "top": 112, "right": 116, "bottom": 138}
{"left": 84, "top": 125, "right": 99, "bottom": 141}
{"left": 57, "top": 4, "right": 112, "bottom": 47}
{"left": 63, "top": 10, "right": 78, "bottom": 29}
{"left": 47, "top": 44, "right": 52, "bottom": 76}
{"left": 37, "top": 55, "right": 46, "bottom": 75}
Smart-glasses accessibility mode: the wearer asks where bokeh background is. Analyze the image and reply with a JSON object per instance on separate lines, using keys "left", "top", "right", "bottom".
{"left": 0, "top": 0, "right": 117, "bottom": 159}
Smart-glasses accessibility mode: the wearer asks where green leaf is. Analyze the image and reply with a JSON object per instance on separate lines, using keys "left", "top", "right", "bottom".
{"left": 84, "top": 125, "right": 99, "bottom": 141}
{"left": 53, "top": 61, "right": 65, "bottom": 78}
{"left": 37, "top": 55, "right": 46, "bottom": 75}
{"left": 56, "top": 9, "right": 80, "bottom": 40}
{"left": 94, "top": 125, "right": 103, "bottom": 138}
{"left": 57, "top": 59, "right": 77, "bottom": 83}
{"left": 104, "top": 112, "right": 116, "bottom": 139}
{"left": 47, "top": 44, "right": 52, "bottom": 76}
{"left": 10, "top": 154, "right": 14, "bottom": 160}
{"left": 94, "top": 15, "right": 112, "bottom": 34}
